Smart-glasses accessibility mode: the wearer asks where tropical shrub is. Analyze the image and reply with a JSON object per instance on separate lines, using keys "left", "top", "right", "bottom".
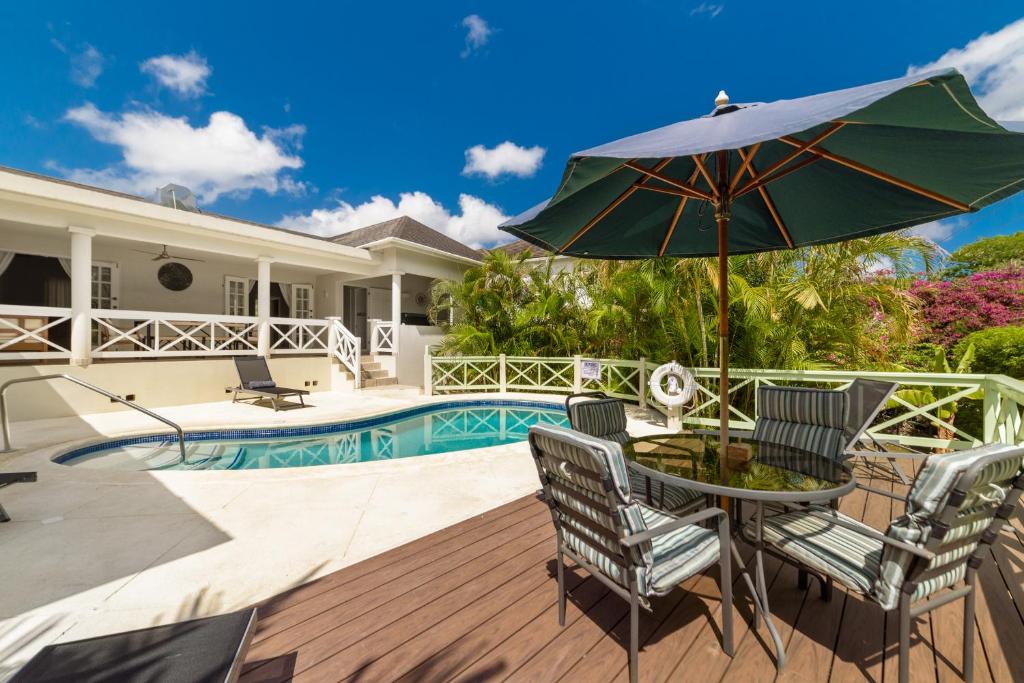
{"left": 943, "top": 230, "right": 1024, "bottom": 277}
{"left": 955, "top": 326, "right": 1024, "bottom": 379}
{"left": 432, "top": 232, "right": 938, "bottom": 374}
{"left": 910, "top": 268, "right": 1024, "bottom": 347}
{"left": 891, "top": 343, "right": 982, "bottom": 444}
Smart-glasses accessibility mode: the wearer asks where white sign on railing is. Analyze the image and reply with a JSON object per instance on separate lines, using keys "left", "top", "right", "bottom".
{"left": 580, "top": 360, "right": 602, "bottom": 381}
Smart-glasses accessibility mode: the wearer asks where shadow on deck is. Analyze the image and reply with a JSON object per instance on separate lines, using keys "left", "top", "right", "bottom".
{"left": 239, "top": 455, "right": 1024, "bottom": 682}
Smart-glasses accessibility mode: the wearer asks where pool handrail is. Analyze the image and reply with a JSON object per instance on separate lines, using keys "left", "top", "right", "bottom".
{"left": 0, "top": 374, "right": 187, "bottom": 464}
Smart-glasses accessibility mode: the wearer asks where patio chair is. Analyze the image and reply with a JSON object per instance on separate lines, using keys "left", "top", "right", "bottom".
{"left": 841, "top": 378, "right": 909, "bottom": 481}
{"left": 565, "top": 392, "right": 704, "bottom": 514}
{"left": 11, "top": 607, "right": 257, "bottom": 683}
{"left": 0, "top": 471, "right": 37, "bottom": 522}
{"left": 752, "top": 386, "right": 850, "bottom": 462}
{"left": 228, "top": 357, "right": 309, "bottom": 411}
{"left": 528, "top": 424, "right": 733, "bottom": 683}
{"left": 743, "top": 442, "right": 1024, "bottom": 683}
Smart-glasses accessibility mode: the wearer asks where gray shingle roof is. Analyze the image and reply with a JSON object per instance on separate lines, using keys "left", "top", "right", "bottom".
{"left": 329, "top": 215, "right": 483, "bottom": 261}
{"left": 490, "top": 239, "right": 550, "bottom": 258}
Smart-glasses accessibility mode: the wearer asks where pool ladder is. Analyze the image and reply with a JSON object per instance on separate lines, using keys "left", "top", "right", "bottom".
{"left": 0, "top": 374, "right": 187, "bottom": 464}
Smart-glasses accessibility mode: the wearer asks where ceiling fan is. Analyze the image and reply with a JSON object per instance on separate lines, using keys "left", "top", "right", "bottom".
{"left": 132, "top": 245, "right": 205, "bottom": 263}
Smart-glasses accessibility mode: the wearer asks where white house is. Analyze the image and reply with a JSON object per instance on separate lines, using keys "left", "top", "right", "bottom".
{"left": 0, "top": 166, "right": 480, "bottom": 419}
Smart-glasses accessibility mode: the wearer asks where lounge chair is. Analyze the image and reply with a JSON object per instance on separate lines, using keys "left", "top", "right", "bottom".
{"left": 744, "top": 443, "right": 1024, "bottom": 683}
{"left": 0, "top": 471, "right": 36, "bottom": 522}
{"left": 565, "top": 392, "right": 705, "bottom": 514}
{"left": 529, "top": 424, "right": 733, "bottom": 683}
{"left": 11, "top": 607, "right": 257, "bottom": 683}
{"left": 228, "top": 357, "right": 309, "bottom": 411}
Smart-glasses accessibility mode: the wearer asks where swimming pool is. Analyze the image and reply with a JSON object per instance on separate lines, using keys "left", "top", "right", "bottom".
{"left": 57, "top": 400, "right": 568, "bottom": 471}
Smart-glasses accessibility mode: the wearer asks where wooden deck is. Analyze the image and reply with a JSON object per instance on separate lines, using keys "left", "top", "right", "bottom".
{"left": 240, "top": 455, "right": 1024, "bottom": 682}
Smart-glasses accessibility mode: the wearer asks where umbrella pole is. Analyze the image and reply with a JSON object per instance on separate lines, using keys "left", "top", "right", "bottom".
{"left": 717, "top": 207, "right": 731, "bottom": 496}
{"left": 716, "top": 150, "right": 732, "bottom": 498}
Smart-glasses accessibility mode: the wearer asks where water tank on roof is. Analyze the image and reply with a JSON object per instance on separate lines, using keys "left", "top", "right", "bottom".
{"left": 155, "top": 184, "right": 199, "bottom": 212}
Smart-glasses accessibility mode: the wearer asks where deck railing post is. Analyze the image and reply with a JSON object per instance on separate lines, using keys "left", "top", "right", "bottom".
{"left": 326, "top": 316, "right": 339, "bottom": 361}
{"left": 638, "top": 357, "right": 647, "bottom": 406}
{"left": 424, "top": 347, "right": 433, "bottom": 396}
{"left": 573, "top": 355, "right": 582, "bottom": 393}
{"left": 983, "top": 378, "right": 999, "bottom": 444}
{"left": 499, "top": 354, "right": 507, "bottom": 393}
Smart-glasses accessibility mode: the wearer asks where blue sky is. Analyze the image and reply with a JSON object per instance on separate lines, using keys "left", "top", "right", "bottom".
{"left": 1, "top": 2, "right": 1023, "bottom": 250}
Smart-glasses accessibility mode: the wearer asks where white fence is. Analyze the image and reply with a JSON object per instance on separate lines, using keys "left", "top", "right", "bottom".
{"left": 330, "top": 318, "right": 361, "bottom": 388}
{"left": 370, "top": 320, "right": 395, "bottom": 354}
{"left": 0, "top": 304, "right": 72, "bottom": 360}
{"left": 426, "top": 353, "right": 1024, "bottom": 451}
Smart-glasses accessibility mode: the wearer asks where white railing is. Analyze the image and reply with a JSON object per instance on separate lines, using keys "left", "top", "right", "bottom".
{"left": 268, "top": 317, "right": 329, "bottom": 354}
{"left": 0, "top": 305, "right": 72, "bottom": 360}
{"left": 369, "top": 320, "right": 395, "bottom": 354}
{"left": 426, "top": 353, "right": 1024, "bottom": 451}
{"left": 91, "top": 310, "right": 260, "bottom": 358}
{"left": 330, "top": 318, "right": 361, "bottom": 388}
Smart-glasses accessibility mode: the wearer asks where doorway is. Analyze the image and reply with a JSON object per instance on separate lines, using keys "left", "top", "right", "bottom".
{"left": 342, "top": 285, "right": 368, "bottom": 352}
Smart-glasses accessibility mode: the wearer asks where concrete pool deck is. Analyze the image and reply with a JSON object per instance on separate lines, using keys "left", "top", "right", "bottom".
{"left": 0, "top": 387, "right": 668, "bottom": 679}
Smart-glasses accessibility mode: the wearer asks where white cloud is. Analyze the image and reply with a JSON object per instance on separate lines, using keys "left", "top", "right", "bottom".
{"left": 461, "top": 15, "right": 493, "bottom": 58}
{"left": 691, "top": 3, "right": 724, "bottom": 18}
{"left": 278, "top": 191, "right": 511, "bottom": 248}
{"left": 463, "top": 141, "right": 546, "bottom": 179}
{"left": 141, "top": 51, "right": 211, "bottom": 98}
{"left": 61, "top": 103, "right": 304, "bottom": 202}
{"left": 69, "top": 44, "right": 104, "bottom": 88}
{"left": 907, "top": 18, "right": 1024, "bottom": 120}
{"left": 908, "top": 216, "right": 966, "bottom": 243}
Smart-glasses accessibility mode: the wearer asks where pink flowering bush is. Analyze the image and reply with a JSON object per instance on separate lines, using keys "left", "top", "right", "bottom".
{"left": 910, "top": 268, "right": 1024, "bottom": 347}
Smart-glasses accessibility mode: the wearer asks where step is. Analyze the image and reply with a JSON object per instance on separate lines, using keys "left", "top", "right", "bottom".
{"left": 361, "top": 368, "right": 390, "bottom": 379}
{"left": 360, "top": 362, "right": 382, "bottom": 372}
{"left": 362, "top": 377, "right": 398, "bottom": 388}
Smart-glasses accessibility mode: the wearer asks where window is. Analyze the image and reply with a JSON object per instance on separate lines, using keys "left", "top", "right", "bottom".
{"left": 91, "top": 262, "right": 117, "bottom": 309}
{"left": 292, "top": 284, "right": 313, "bottom": 319}
{"left": 225, "top": 276, "right": 249, "bottom": 316}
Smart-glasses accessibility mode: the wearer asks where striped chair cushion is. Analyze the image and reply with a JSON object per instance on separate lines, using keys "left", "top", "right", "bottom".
{"left": 743, "top": 506, "right": 882, "bottom": 595}
{"left": 531, "top": 425, "right": 634, "bottom": 503}
{"left": 629, "top": 470, "right": 705, "bottom": 512}
{"left": 568, "top": 399, "right": 629, "bottom": 440}
{"left": 754, "top": 387, "right": 849, "bottom": 461}
{"left": 641, "top": 504, "right": 721, "bottom": 595}
{"left": 873, "top": 444, "right": 1024, "bottom": 610}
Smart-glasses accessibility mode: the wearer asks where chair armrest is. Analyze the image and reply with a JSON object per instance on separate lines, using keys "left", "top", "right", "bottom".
{"left": 622, "top": 507, "right": 728, "bottom": 547}
{"left": 784, "top": 503, "right": 935, "bottom": 560}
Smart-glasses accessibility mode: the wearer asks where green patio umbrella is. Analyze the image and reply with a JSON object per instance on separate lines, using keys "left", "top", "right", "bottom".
{"left": 501, "top": 68, "right": 1024, "bottom": 472}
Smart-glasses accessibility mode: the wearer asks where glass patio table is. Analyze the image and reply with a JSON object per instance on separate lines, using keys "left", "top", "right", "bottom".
{"left": 623, "top": 433, "right": 856, "bottom": 670}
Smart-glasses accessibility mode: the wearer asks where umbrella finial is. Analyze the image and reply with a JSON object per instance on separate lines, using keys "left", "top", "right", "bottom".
{"left": 715, "top": 90, "right": 730, "bottom": 107}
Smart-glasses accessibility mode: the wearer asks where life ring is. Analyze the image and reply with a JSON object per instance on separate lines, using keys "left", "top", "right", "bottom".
{"left": 649, "top": 362, "right": 696, "bottom": 408}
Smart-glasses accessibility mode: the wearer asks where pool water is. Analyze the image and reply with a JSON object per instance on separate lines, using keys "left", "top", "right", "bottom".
{"left": 58, "top": 401, "right": 568, "bottom": 471}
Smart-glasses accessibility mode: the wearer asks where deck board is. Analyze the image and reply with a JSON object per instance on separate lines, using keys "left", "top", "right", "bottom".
{"left": 241, "top": 456, "right": 1024, "bottom": 682}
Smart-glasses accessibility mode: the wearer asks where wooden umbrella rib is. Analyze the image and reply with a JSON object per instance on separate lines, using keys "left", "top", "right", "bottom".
{"left": 734, "top": 123, "right": 845, "bottom": 196}
{"left": 735, "top": 154, "right": 822, "bottom": 199}
{"left": 659, "top": 197, "right": 689, "bottom": 256}
{"left": 559, "top": 158, "right": 674, "bottom": 253}
{"left": 690, "top": 154, "right": 719, "bottom": 199}
{"left": 736, "top": 147, "right": 794, "bottom": 248}
{"left": 727, "top": 142, "right": 762, "bottom": 193}
{"left": 622, "top": 162, "right": 714, "bottom": 201}
{"left": 778, "top": 136, "right": 972, "bottom": 212}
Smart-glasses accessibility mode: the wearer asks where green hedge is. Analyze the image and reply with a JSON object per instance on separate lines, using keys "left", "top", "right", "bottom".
{"left": 954, "top": 326, "right": 1024, "bottom": 379}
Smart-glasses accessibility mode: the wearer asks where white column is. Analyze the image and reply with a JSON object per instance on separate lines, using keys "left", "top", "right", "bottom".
{"left": 68, "top": 226, "right": 95, "bottom": 367}
{"left": 391, "top": 271, "right": 403, "bottom": 356}
{"left": 257, "top": 257, "right": 273, "bottom": 357}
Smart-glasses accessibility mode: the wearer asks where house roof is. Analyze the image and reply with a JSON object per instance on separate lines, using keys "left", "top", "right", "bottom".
{"left": 490, "top": 238, "right": 550, "bottom": 258}
{"left": 329, "top": 215, "right": 483, "bottom": 261}
{"left": 0, "top": 165, "right": 483, "bottom": 264}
